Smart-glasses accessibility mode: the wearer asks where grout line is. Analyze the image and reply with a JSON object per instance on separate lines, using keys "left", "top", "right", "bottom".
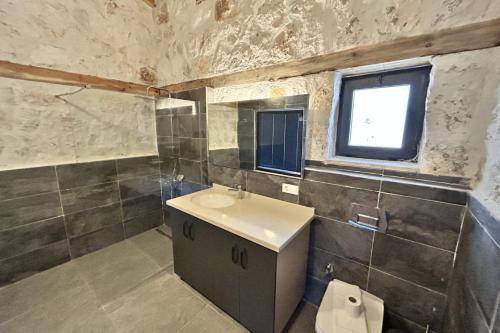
{"left": 490, "top": 292, "right": 500, "bottom": 332}
{"left": 115, "top": 160, "right": 127, "bottom": 240}
{"left": 312, "top": 246, "right": 369, "bottom": 268}
{"left": 370, "top": 267, "right": 447, "bottom": 296}
{"left": 53, "top": 166, "right": 73, "bottom": 259}
{"left": 314, "top": 213, "right": 455, "bottom": 253}
{"left": 0, "top": 214, "right": 65, "bottom": 233}
{"left": 302, "top": 178, "right": 380, "bottom": 193}
{"left": 0, "top": 190, "right": 61, "bottom": 204}
{"left": 376, "top": 170, "right": 383, "bottom": 208}
{"left": 366, "top": 232, "right": 376, "bottom": 290}
{"left": 378, "top": 190, "right": 466, "bottom": 207}
{"left": 58, "top": 179, "right": 118, "bottom": 192}
{"left": 470, "top": 208, "right": 500, "bottom": 249}
{"left": 0, "top": 239, "right": 69, "bottom": 265}
{"left": 452, "top": 205, "right": 468, "bottom": 267}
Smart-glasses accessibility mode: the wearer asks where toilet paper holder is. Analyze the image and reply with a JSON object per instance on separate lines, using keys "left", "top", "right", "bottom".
{"left": 347, "top": 203, "right": 388, "bottom": 233}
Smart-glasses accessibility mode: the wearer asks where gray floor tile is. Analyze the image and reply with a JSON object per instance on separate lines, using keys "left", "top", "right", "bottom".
{"left": 284, "top": 301, "right": 318, "bottom": 333}
{"left": 0, "top": 261, "right": 84, "bottom": 324}
{"left": 0, "top": 282, "right": 115, "bottom": 333}
{"left": 178, "top": 305, "right": 248, "bottom": 333}
{"left": 126, "top": 229, "right": 173, "bottom": 269}
{"left": 74, "top": 239, "right": 162, "bottom": 305}
{"left": 104, "top": 271, "right": 206, "bottom": 333}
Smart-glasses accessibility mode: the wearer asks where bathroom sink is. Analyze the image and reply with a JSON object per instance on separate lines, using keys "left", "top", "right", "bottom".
{"left": 191, "top": 193, "right": 236, "bottom": 209}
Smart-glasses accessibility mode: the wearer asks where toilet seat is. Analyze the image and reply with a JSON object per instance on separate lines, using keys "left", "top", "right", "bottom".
{"left": 315, "top": 280, "right": 384, "bottom": 333}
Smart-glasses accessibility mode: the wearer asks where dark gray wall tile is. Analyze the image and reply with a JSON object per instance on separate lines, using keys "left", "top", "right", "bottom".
{"left": 124, "top": 210, "right": 163, "bottom": 238}
{"left": 0, "top": 167, "right": 58, "bottom": 201}
{"left": 178, "top": 159, "right": 202, "bottom": 183}
{"left": 307, "top": 247, "right": 368, "bottom": 289}
{"left": 209, "top": 149, "right": 240, "bottom": 168}
{"left": 445, "top": 261, "right": 490, "bottom": 333}
{"left": 455, "top": 211, "right": 500, "bottom": 325}
{"left": 122, "top": 193, "right": 162, "bottom": 220}
{"left": 157, "top": 136, "right": 180, "bottom": 157}
{"left": 173, "top": 181, "right": 208, "bottom": 197}
{"left": 208, "top": 164, "right": 246, "bottom": 188}
{"left": 383, "top": 169, "right": 470, "bottom": 187}
{"left": 0, "top": 240, "right": 70, "bottom": 287}
{"left": 384, "top": 311, "right": 429, "bottom": 333}
{"left": 0, "top": 217, "right": 66, "bottom": 260}
{"left": 380, "top": 193, "right": 464, "bottom": 251}
{"left": 493, "top": 303, "right": 500, "bottom": 333}
{"left": 304, "top": 169, "right": 381, "bottom": 191}
{"left": 119, "top": 176, "right": 161, "bottom": 200}
{"left": 304, "top": 275, "right": 328, "bottom": 306}
{"left": 310, "top": 217, "right": 373, "bottom": 265}
{"left": 174, "top": 114, "right": 201, "bottom": 138}
{"left": 159, "top": 157, "right": 177, "bottom": 177}
{"left": 155, "top": 116, "right": 173, "bottom": 137}
{"left": 56, "top": 161, "right": 117, "bottom": 189}
{"left": 246, "top": 171, "right": 299, "bottom": 203}
{"left": 174, "top": 89, "right": 206, "bottom": 113}
{"left": 116, "top": 156, "right": 160, "bottom": 180}
{"left": 299, "top": 180, "right": 378, "bottom": 221}
{"left": 469, "top": 195, "right": 500, "bottom": 246}
{"left": 372, "top": 233, "right": 453, "bottom": 293}
{"left": 69, "top": 223, "right": 124, "bottom": 258}
{"left": 179, "top": 138, "right": 202, "bottom": 160}
{"left": 368, "top": 269, "right": 446, "bottom": 330}
{"left": 60, "top": 182, "right": 120, "bottom": 214}
{"left": 381, "top": 181, "right": 467, "bottom": 205}
{"left": 0, "top": 192, "right": 62, "bottom": 230}
{"left": 65, "top": 203, "right": 122, "bottom": 238}
{"left": 304, "top": 162, "right": 384, "bottom": 175}
{"left": 157, "top": 105, "right": 194, "bottom": 116}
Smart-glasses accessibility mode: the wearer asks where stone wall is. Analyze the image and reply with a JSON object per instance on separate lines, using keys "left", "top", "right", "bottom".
{"left": 206, "top": 47, "right": 500, "bottom": 182}
{"left": 0, "top": 78, "right": 157, "bottom": 171}
{"left": 0, "top": 0, "right": 159, "bottom": 84}
{"left": 154, "top": 0, "right": 500, "bottom": 85}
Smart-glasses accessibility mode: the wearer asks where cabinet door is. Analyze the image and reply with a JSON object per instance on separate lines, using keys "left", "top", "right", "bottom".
{"left": 238, "top": 238, "right": 277, "bottom": 333}
{"left": 170, "top": 208, "right": 214, "bottom": 298}
{"left": 210, "top": 228, "right": 240, "bottom": 320}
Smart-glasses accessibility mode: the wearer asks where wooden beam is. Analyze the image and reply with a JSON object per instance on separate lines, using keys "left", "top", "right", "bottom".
{"left": 0, "top": 61, "right": 162, "bottom": 96}
{"left": 161, "top": 18, "right": 500, "bottom": 92}
{"left": 142, "top": 0, "right": 156, "bottom": 8}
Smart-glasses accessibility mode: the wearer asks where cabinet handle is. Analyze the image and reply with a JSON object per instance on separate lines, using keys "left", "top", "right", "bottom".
{"left": 231, "top": 245, "right": 239, "bottom": 264}
{"left": 240, "top": 248, "right": 248, "bottom": 270}
{"left": 188, "top": 223, "right": 195, "bottom": 240}
{"left": 182, "top": 221, "right": 189, "bottom": 238}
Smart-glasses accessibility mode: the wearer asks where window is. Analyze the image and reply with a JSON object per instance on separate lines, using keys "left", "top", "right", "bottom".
{"left": 336, "top": 66, "right": 431, "bottom": 161}
{"left": 256, "top": 110, "right": 303, "bottom": 176}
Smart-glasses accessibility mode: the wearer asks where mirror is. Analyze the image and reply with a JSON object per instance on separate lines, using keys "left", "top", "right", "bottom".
{"left": 207, "top": 95, "right": 308, "bottom": 176}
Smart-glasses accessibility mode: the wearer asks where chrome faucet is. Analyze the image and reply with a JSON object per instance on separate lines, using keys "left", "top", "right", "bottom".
{"left": 228, "top": 184, "right": 244, "bottom": 199}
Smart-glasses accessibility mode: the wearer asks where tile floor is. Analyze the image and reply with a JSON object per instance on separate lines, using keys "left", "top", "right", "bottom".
{"left": 0, "top": 227, "right": 317, "bottom": 333}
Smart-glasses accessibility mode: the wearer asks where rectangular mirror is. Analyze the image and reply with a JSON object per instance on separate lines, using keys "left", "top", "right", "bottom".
{"left": 207, "top": 95, "right": 308, "bottom": 177}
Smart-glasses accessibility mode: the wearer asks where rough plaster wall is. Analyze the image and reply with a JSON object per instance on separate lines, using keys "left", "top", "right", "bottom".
{"left": 423, "top": 47, "right": 500, "bottom": 179}
{"left": 207, "top": 47, "right": 500, "bottom": 180}
{"left": 0, "top": 0, "right": 160, "bottom": 84}
{"left": 154, "top": 0, "right": 500, "bottom": 85}
{"left": 207, "top": 103, "right": 239, "bottom": 150}
{"left": 473, "top": 97, "right": 500, "bottom": 218}
{"left": 0, "top": 78, "right": 157, "bottom": 171}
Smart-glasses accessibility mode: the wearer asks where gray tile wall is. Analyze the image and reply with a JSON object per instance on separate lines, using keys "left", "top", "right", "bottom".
{"left": 207, "top": 163, "right": 468, "bottom": 333}
{"left": 0, "top": 155, "right": 163, "bottom": 287}
{"left": 156, "top": 89, "right": 209, "bottom": 225}
{"left": 445, "top": 197, "right": 500, "bottom": 333}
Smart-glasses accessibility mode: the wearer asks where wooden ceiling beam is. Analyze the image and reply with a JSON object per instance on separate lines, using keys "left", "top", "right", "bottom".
{"left": 0, "top": 61, "right": 162, "bottom": 96}
{"left": 161, "top": 17, "right": 500, "bottom": 93}
{"left": 142, "top": 0, "right": 156, "bottom": 8}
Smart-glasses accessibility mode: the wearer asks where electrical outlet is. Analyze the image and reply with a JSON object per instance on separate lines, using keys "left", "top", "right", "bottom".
{"left": 282, "top": 183, "right": 299, "bottom": 195}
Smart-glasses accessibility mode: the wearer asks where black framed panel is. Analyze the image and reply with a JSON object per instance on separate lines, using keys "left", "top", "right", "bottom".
{"left": 336, "top": 66, "right": 431, "bottom": 161}
{"left": 256, "top": 109, "right": 303, "bottom": 176}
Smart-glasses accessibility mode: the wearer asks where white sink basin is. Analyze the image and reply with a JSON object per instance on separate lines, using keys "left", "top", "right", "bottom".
{"left": 191, "top": 193, "right": 236, "bottom": 209}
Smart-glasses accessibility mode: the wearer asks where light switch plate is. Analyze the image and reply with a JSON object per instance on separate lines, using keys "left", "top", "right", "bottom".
{"left": 282, "top": 183, "right": 299, "bottom": 195}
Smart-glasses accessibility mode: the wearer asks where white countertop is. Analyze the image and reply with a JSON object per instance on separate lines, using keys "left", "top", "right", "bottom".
{"left": 166, "top": 184, "right": 315, "bottom": 252}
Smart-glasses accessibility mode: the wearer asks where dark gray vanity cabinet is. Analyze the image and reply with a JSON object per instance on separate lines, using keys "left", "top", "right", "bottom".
{"left": 170, "top": 208, "right": 309, "bottom": 333}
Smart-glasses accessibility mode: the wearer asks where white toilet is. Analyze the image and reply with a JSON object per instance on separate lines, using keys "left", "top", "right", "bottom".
{"left": 315, "top": 279, "right": 384, "bottom": 333}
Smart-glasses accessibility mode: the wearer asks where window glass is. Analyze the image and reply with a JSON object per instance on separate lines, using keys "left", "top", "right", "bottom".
{"left": 349, "top": 85, "right": 410, "bottom": 149}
